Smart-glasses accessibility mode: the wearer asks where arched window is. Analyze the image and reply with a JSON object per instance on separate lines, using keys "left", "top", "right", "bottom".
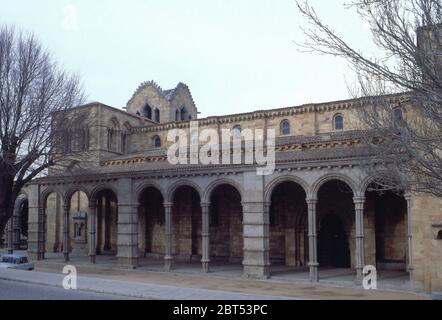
{"left": 333, "top": 114, "right": 344, "bottom": 130}
{"left": 180, "top": 107, "right": 187, "bottom": 121}
{"left": 175, "top": 109, "right": 180, "bottom": 121}
{"left": 232, "top": 125, "right": 242, "bottom": 140}
{"left": 153, "top": 135, "right": 161, "bottom": 148}
{"left": 107, "top": 119, "right": 120, "bottom": 151}
{"left": 393, "top": 108, "right": 404, "bottom": 126}
{"left": 154, "top": 108, "right": 160, "bottom": 123}
{"left": 144, "top": 104, "right": 152, "bottom": 120}
{"left": 280, "top": 119, "right": 290, "bottom": 135}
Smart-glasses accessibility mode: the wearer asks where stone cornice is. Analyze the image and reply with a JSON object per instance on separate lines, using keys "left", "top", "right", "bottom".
{"left": 33, "top": 149, "right": 376, "bottom": 188}
{"left": 101, "top": 129, "right": 368, "bottom": 166}
{"left": 129, "top": 93, "right": 405, "bottom": 134}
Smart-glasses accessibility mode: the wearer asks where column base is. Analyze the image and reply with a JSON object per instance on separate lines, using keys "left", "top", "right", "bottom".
{"left": 164, "top": 256, "right": 174, "bottom": 271}
{"left": 28, "top": 251, "right": 45, "bottom": 261}
{"left": 308, "top": 262, "right": 319, "bottom": 282}
{"left": 89, "top": 255, "right": 96, "bottom": 264}
{"left": 243, "top": 264, "right": 270, "bottom": 279}
{"left": 118, "top": 257, "right": 138, "bottom": 269}
{"left": 64, "top": 252, "right": 70, "bottom": 262}
{"left": 201, "top": 260, "right": 210, "bottom": 273}
{"left": 7, "top": 249, "right": 13, "bottom": 254}
{"left": 355, "top": 266, "right": 363, "bottom": 284}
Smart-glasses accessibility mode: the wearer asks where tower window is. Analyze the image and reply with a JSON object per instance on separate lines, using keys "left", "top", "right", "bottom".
{"left": 180, "top": 107, "right": 187, "bottom": 121}
{"left": 144, "top": 104, "right": 152, "bottom": 120}
{"left": 154, "top": 108, "right": 160, "bottom": 123}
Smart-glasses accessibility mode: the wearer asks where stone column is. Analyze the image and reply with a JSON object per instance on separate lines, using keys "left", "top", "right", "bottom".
{"left": 242, "top": 201, "right": 270, "bottom": 278}
{"left": 88, "top": 203, "right": 97, "bottom": 264}
{"left": 117, "top": 178, "right": 138, "bottom": 268}
{"left": 354, "top": 196, "right": 365, "bottom": 282}
{"left": 164, "top": 202, "right": 174, "bottom": 271}
{"left": 27, "top": 184, "right": 44, "bottom": 261}
{"left": 404, "top": 193, "right": 413, "bottom": 277}
{"left": 6, "top": 219, "right": 13, "bottom": 254}
{"left": 242, "top": 171, "right": 269, "bottom": 279}
{"left": 201, "top": 202, "right": 210, "bottom": 273}
{"left": 307, "top": 197, "right": 318, "bottom": 282}
{"left": 63, "top": 204, "right": 70, "bottom": 262}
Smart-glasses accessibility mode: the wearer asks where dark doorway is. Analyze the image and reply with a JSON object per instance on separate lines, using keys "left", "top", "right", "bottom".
{"left": 318, "top": 214, "right": 350, "bottom": 268}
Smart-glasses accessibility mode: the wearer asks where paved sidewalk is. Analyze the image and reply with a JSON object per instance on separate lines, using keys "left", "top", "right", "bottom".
{"left": 0, "top": 269, "right": 294, "bottom": 300}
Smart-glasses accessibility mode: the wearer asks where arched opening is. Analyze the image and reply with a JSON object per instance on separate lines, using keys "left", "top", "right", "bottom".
{"left": 138, "top": 187, "right": 164, "bottom": 258}
{"left": 280, "top": 120, "right": 290, "bottom": 135}
{"left": 365, "top": 184, "right": 407, "bottom": 271}
{"left": 180, "top": 107, "right": 188, "bottom": 121}
{"left": 209, "top": 184, "right": 243, "bottom": 264}
{"left": 107, "top": 119, "right": 120, "bottom": 152}
{"left": 318, "top": 214, "right": 350, "bottom": 267}
{"left": 154, "top": 108, "right": 160, "bottom": 122}
{"left": 143, "top": 104, "right": 152, "bottom": 119}
{"left": 153, "top": 135, "right": 161, "bottom": 148}
{"left": 333, "top": 114, "right": 344, "bottom": 130}
{"left": 18, "top": 199, "right": 28, "bottom": 247}
{"left": 393, "top": 108, "right": 404, "bottom": 126}
{"left": 317, "top": 179, "right": 353, "bottom": 270}
{"left": 68, "top": 191, "right": 89, "bottom": 256}
{"left": 44, "top": 192, "right": 63, "bottom": 254}
{"left": 171, "top": 186, "right": 202, "bottom": 263}
{"left": 268, "top": 181, "right": 308, "bottom": 275}
{"left": 232, "top": 125, "right": 242, "bottom": 140}
{"left": 95, "top": 189, "right": 118, "bottom": 255}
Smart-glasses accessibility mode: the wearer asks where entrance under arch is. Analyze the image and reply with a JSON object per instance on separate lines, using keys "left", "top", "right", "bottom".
{"left": 44, "top": 192, "right": 63, "bottom": 253}
{"left": 317, "top": 179, "right": 354, "bottom": 272}
{"left": 138, "top": 186, "right": 165, "bottom": 258}
{"left": 69, "top": 191, "right": 89, "bottom": 256}
{"left": 171, "top": 186, "right": 202, "bottom": 263}
{"left": 95, "top": 189, "right": 118, "bottom": 255}
{"left": 318, "top": 214, "right": 350, "bottom": 268}
{"left": 365, "top": 184, "right": 408, "bottom": 272}
{"left": 209, "top": 184, "right": 243, "bottom": 263}
{"left": 268, "top": 181, "right": 308, "bottom": 275}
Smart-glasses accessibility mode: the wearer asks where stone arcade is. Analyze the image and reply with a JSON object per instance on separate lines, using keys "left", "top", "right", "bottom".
{"left": 2, "top": 79, "right": 442, "bottom": 293}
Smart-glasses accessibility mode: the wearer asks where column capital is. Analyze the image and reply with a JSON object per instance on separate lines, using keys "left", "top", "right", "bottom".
{"left": 200, "top": 202, "right": 211, "bottom": 208}
{"left": 163, "top": 202, "right": 173, "bottom": 209}
{"left": 404, "top": 192, "right": 412, "bottom": 201}
{"left": 353, "top": 196, "right": 366, "bottom": 203}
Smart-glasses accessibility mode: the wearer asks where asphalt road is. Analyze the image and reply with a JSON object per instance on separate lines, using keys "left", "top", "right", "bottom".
{"left": 0, "top": 279, "right": 135, "bottom": 300}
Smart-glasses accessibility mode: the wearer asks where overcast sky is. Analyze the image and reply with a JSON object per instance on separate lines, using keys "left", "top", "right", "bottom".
{"left": 0, "top": 0, "right": 374, "bottom": 118}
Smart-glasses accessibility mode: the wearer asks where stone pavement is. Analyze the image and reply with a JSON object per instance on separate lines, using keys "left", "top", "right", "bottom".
{"left": 0, "top": 269, "right": 294, "bottom": 300}
{"left": 0, "top": 250, "right": 432, "bottom": 300}
{"left": 33, "top": 264, "right": 432, "bottom": 300}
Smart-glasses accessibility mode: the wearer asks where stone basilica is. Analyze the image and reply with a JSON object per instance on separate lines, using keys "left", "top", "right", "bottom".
{"left": 3, "top": 79, "right": 442, "bottom": 293}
